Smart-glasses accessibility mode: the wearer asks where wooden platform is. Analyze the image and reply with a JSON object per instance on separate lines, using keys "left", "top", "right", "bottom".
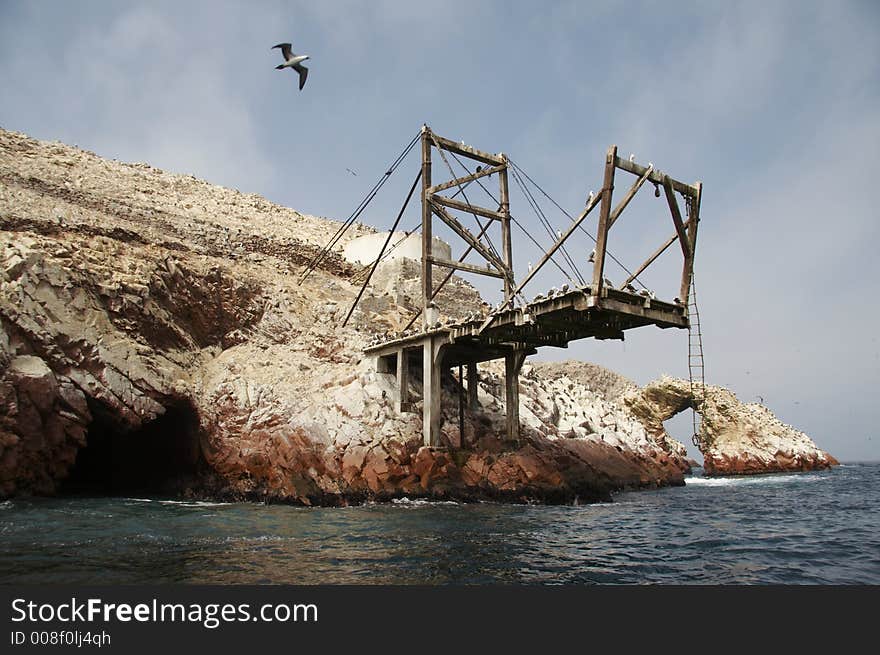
{"left": 364, "top": 285, "right": 687, "bottom": 366}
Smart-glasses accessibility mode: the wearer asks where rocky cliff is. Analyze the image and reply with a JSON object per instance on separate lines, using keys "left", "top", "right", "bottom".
{"left": 0, "top": 128, "right": 836, "bottom": 503}
{"left": 624, "top": 376, "right": 838, "bottom": 475}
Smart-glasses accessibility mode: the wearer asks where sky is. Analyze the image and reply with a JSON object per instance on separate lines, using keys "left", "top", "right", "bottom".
{"left": 1, "top": 0, "right": 878, "bottom": 461}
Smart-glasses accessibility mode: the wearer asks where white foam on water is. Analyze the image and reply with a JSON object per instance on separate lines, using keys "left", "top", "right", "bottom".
{"left": 157, "top": 500, "right": 234, "bottom": 507}
{"left": 390, "top": 497, "right": 461, "bottom": 507}
{"left": 685, "top": 473, "right": 824, "bottom": 487}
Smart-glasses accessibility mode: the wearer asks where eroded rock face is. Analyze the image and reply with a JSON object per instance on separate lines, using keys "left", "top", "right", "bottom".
{"left": 0, "top": 127, "right": 831, "bottom": 502}
{"left": 624, "top": 376, "right": 838, "bottom": 476}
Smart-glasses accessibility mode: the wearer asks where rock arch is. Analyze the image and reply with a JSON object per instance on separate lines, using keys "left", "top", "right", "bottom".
{"left": 623, "top": 376, "right": 838, "bottom": 476}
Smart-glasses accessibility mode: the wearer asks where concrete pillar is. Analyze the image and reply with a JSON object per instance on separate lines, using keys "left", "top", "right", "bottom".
{"left": 422, "top": 336, "right": 443, "bottom": 446}
{"left": 505, "top": 351, "right": 523, "bottom": 443}
{"left": 467, "top": 362, "right": 479, "bottom": 410}
{"left": 395, "top": 348, "right": 411, "bottom": 413}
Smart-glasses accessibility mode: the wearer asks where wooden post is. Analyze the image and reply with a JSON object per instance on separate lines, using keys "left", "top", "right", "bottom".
{"left": 505, "top": 350, "right": 525, "bottom": 443}
{"left": 663, "top": 175, "right": 692, "bottom": 304}
{"left": 467, "top": 362, "right": 479, "bottom": 410}
{"left": 422, "top": 336, "right": 443, "bottom": 446}
{"left": 499, "top": 156, "right": 513, "bottom": 303}
{"left": 681, "top": 182, "right": 703, "bottom": 308}
{"left": 458, "top": 364, "right": 465, "bottom": 448}
{"left": 591, "top": 145, "right": 617, "bottom": 299}
{"left": 421, "top": 127, "right": 433, "bottom": 330}
{"left": 395, "top": 347, "right": 410, "bottom": 413}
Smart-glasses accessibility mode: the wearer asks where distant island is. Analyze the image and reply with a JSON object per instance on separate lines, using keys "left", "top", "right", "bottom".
{"left": 0, "top": 128, "right": 837, "bottom": 504}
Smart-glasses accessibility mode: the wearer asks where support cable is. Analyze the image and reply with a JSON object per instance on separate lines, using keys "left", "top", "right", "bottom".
{"left": 342, "top": 168, "right": 422, "bottom": 327}
{"left": 446, "top": 150, "right": 579, "bottom": 287}
{"left": 509, "top": 159, "right": 650, "bottom": 291}
{"left": 298, "top": 132, "right": 420, "bottom": 285}
{"left": 352, "top": 171, "right": 486, "bottom": 281}
{"left": 508, "top": 163, "right": 586, "bottom": 286}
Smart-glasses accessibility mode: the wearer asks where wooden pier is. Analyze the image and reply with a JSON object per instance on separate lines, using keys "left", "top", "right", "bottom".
{"left": 362, "top": 126, "right": 702, "bottom": 448}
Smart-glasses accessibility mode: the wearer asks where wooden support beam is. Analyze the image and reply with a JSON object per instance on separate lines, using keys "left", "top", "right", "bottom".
{"left": 426, "top": 163, "right": 506, "bottom": 195}
{"left": 607, "top": 164, "right": 653, "bottom": 230}
{"left": 422, "top": 336, "right": 444, "bottom": 447}
{"left": 620, "top": 217, "right": 693, "bottom": 288}
{"left": 663, "top": 175, "right": 691, "bottom": 260}
{"left": 467, "top": 362, "right": 479, "bottom": 410}
{"left": 591, "top": 145, "right": 618, "bottom": 300}
{"left": 421, "top": 128, "right": 433, "bottom": 329}
{"left": 499, "top": 160, "right": 513, "bottom": 302}
{"left": 427, "top": 255, "right": 505, "bottom": 279}
{"left": 396, "top": 347, "right": 411, "bottom": 413}
{"left": 505, "top": 350, "right": 525, "bottom": 443}
{"left": 430, "top": 132, "right": 506, "bottom": 166}
{"left": 614, "top": 156, "right": 698, "bottom": 198}
{"left": 429, "top": 202, "right": 511, "bottom": 277}
{"left": 600, "top": 296, "right": 688, "bottom": 327}
{"left": 429, "top": 194, "right": 505, "bottom": 221}
{"left": 662, "top": 174, "right": 693, "bottom": 303}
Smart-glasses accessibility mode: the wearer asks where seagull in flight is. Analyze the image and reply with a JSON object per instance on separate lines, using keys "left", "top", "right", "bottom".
{"left": 272, "top": 42, "right": 309, "bottom": 90}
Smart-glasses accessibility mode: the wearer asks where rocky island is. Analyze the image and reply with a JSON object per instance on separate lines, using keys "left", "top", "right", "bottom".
{"left": 0, "top": 128, "right": 837, "bottom": 504}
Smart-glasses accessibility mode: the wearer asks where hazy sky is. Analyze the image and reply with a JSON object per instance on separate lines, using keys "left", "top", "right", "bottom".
{"left": 1, "top": 1, "right": 878, "bottom": 461}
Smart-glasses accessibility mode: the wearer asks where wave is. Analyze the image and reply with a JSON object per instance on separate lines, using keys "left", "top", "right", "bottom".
{"left": 123, "top": 498, "right": 233, "bottom": 508}
{"left": 685, "top": 473, "right": 824, "bottom": 487}
{"left": 389, "top": 497, "right": 461, "bottom": 507}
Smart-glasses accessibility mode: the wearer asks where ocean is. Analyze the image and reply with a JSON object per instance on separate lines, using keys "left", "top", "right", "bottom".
{"left": 2, "top": 463, "right": 877, "bottom": 585}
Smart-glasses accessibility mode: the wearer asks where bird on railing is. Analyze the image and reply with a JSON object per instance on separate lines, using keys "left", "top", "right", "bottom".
{"left": 587, "top": 191, "right": 594, "bottom": 205}
{"left": 629, "top": 153, "right": 635, "bottom": 163}
{"left": 625, "top": 283, "right": 637, "bottom": 293}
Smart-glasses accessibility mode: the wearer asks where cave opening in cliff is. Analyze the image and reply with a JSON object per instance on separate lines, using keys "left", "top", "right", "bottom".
{"left": 60, "top": 398, "right": 203, "bottom": 496}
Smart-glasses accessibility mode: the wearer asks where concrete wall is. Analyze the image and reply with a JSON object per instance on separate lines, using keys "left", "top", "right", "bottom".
{"left": 342, "top": 232, "right": 451, "bottom": 266}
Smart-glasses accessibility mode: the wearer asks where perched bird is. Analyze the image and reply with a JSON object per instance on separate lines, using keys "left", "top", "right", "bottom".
{"left": 629, "top": 153, "right": 635, "bottom": 162}
{"left": 625, "top": 283, "right": 637, "bottom": 293}
{"left": 588, "top": 249, "right": 595, "bottom": 263}
{"left": 272, "top": 42, "right": 310, "bottom": 90}
{"left": 587, "top": 190, "right": 594, "bottom": 204}
{"left": 561, "top": 283, "right": 569, "bottom": 293}
{"left": 673, "top": 297, "right": 682, "bottom": 305}
{"left": 603, "top": 277, "right": 613, "bottom": 288}
{"left": 528, "top": 261, "right": 533, "bottom": 273}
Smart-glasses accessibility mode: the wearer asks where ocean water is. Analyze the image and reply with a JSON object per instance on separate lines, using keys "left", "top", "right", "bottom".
{"left": 1, "top": 463, "right": 878, "bottom": 585}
